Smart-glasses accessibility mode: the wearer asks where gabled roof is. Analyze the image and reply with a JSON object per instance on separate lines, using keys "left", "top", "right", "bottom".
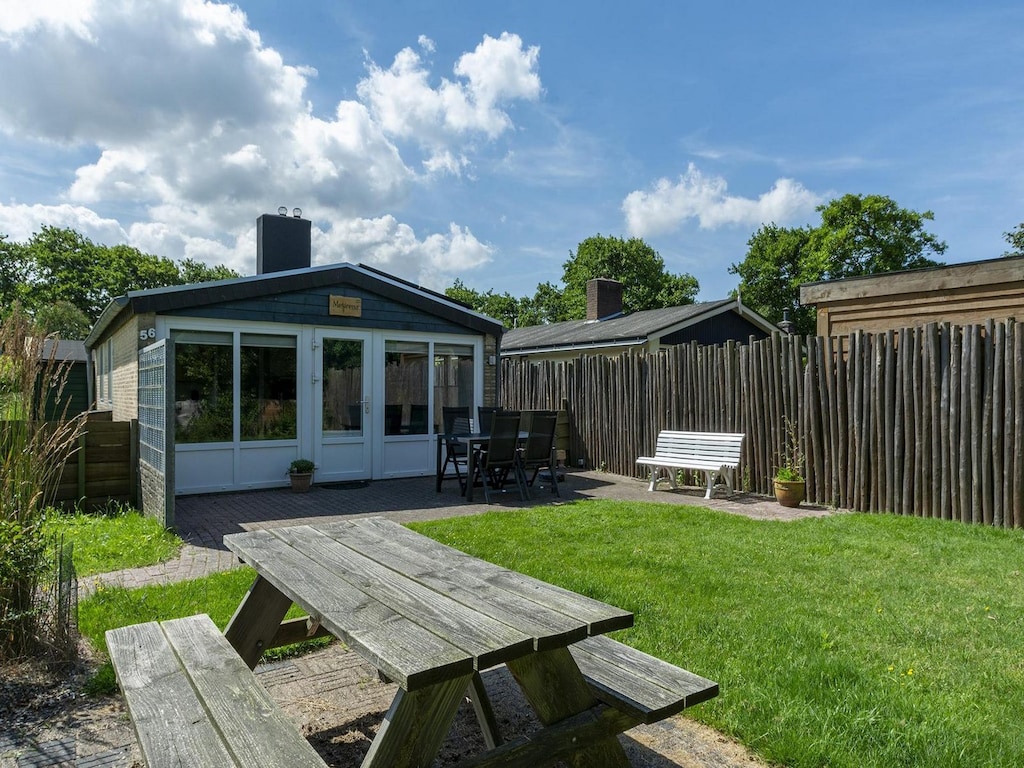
{"left": 501, "top": 298, "right": 778, "bottom": 355}
{"left": 85, "top": 262, "right": 502, "bottom": 348}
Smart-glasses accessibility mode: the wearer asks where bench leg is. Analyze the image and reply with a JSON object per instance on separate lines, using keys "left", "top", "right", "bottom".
{"left": 704, "top": 471, "right": 716, "bottom": 499}
{"left": 647, "top": 468, "right": 658, "bottom": 492}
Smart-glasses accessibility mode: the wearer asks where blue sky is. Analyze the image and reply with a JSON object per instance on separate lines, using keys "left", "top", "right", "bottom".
{"left": 0, "top": 1, "right": 1021, "bottom": 304}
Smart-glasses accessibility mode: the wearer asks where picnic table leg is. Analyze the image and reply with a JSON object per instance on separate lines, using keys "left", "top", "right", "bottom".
{"left": 223, "top": 574, "right": 293, "bottom": 669}
{"left": 361, "top": 672, "right": 473, "bottom": 768}
{"left": 467, "top": 671, "right": 503, "bottom": 749}
{"left": 506, "top": 646, "right": 631, "bottom": 768}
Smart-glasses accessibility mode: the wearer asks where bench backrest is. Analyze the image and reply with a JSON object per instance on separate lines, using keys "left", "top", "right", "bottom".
{"left": 653, "top": 431, "right": 744, "bottom": 464}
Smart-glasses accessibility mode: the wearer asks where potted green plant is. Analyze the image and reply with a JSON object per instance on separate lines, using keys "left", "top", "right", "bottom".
{"left": 287, "top": 458, "right": 315, "bottom": 493}
{"left": 773, "top": 418, "right": 805, "bottom": 508}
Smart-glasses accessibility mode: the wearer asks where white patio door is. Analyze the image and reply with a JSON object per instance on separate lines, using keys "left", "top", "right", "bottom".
{"left": 314, "top": 330, "right": 373, "bottom": 482}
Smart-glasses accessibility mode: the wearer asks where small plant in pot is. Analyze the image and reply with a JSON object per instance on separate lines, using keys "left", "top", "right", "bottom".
{"left": 773, "top": 418, "right": 805, "bottom": 508}
{"left": 287, "top": 458, "right": 315, "bottom": 493}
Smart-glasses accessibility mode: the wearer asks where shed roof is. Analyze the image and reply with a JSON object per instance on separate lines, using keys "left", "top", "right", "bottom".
{"left": 800, "top": 254, "right": 1024, "bottom": 305}
{"left": 85, "top": 261, "right": 503, "bottom": 349}
{"left": 41, "top": 339, "right": 87, "bottom": 362}
{"left": 501, "top": 298, "right": 777, "bottom": 355}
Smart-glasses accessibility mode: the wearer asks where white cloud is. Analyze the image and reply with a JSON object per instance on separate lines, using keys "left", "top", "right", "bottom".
{"left": 317, "top": 217, "right": 493, "bottom": 290}
{"left": 623, "top": 163, "right": 823, "bottom": 236}
{"left": 0, "top": 202, "right": 127, "bottom": 243}
{"left": 357, "top": 31, "right": 541, "bottom": 162}
{"left": 0, "top": 1, "right": 538, "bottom": 284}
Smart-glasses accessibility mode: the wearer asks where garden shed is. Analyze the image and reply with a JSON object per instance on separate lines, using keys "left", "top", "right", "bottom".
{"left": 84, "top": 212, "right": 502, "bottom": 525}
{"left": 41, "top": 339, "right": 90, "bottom": 419}
{"left": 800, "top": 254, "right": 1024, "bottom": 337}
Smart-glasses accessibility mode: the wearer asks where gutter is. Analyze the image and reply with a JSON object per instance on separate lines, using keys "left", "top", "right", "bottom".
{"left": 500, "top": 336, "right": 648, "bottom": 357}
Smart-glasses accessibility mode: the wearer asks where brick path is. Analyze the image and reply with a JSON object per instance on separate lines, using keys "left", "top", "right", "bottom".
{"left": 85, "top": 470, "right": 831, "bottom": 595}
{"left": 9, "top": 472, "right": 832, "bottom": 767}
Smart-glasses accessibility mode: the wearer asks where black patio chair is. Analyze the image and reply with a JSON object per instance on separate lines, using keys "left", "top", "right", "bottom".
{"left": 477, "top": 405, "right": 501, "bottom": 435}
{"left": 519, "top": 412, "right": 560, "bottom": 498}
{"left": 471, "top": 412, "right": 526, "bottom": 503}
{"left": 439, "top": 406, "right": 471, "bottom": 491}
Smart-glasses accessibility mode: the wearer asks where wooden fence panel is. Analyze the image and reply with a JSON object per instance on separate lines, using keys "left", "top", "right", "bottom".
{"left": 502, "top": 319, "right": 1023, "bottom": 528}
{"left": 51, "top": 419, "right": 137, "bottom": 511}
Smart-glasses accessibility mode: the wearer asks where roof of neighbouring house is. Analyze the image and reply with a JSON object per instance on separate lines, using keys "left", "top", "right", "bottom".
{"left": 84, "top": 261, "right": 503, "bottom": 349}
{"left": 501, "top": 297, "right": 778, "bottom": 355}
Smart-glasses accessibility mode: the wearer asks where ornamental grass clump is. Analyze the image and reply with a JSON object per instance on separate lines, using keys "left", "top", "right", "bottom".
{"left": 774, "top": 416, "right": 805, "bottom": 482}
{"left": 0, "top": 309, "right": 82, "bottom": 662}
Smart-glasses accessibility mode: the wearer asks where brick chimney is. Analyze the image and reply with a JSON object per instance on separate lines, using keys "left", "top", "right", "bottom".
{"left": 586, "top": 278, "right": 624, "bottom": 321}
{"left": 257, "top": 209, "right": 311, "bottom": 274}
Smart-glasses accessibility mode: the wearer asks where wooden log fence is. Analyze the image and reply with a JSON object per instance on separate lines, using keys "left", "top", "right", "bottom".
{"left": 501, "top": 320, "right": 1024, "bottom": 528}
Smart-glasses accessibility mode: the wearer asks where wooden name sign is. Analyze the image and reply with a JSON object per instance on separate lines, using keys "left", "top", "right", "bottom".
{"left": 329, "top": 296, "right": 362, "bottom": 317}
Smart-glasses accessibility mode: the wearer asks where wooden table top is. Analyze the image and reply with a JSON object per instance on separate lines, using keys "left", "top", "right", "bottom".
{"left": 224, "top": 517, "right": 632, "bottom": 691}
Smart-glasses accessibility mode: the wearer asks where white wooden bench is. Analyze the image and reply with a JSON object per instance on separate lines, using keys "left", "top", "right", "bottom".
{"left": 106, "top": 613, "right": 327, "bottom": 768}
{"left": 636, "top": 430, "right": 745, "bottom": 498}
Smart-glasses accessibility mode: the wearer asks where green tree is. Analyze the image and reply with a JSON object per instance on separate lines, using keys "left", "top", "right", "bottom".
{"left": 805, "top": 194, "right": 946, "bottom": 278}
{"left": 33, "top": 301, "right": 91, "bottom": 340}
{"left": 730, "top": 194, "right": 947, "bottom": 335}
{"left": 560, "top": 235, "right": 698, "bottom": 319}
{"left": 520, "top": 281, "right": 565, "bottom": 326}
{"left": 1003, "top": 223, "right": 1024, "bottom": 257}
{"left": 180, "top": 258, "right": 240, "bottom": 284}
{"left": 12, "top": 227, "right": 241, "bottom": 327}
{"left": 444, "top": 279, "right": 525, "bottom": 328}
{"left": 0, "top": 235, "right": 29, "bottom": 310}
{"left": 731, "top": 224, "right": 815, "bottom": 334}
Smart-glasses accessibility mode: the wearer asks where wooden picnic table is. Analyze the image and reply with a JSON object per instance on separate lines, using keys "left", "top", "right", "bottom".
{"left": 223, "top": 517, "right": 642, "bottom": 767}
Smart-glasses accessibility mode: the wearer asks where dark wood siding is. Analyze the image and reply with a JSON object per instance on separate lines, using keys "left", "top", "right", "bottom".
{"left": 42, "top": 362, "right": 90, "bottom": 420}
{"left": 660, "top": 313, "right": 769, "bottom": 346}
{"left": 163, "top": 285, "right": 472, "bottom": 335}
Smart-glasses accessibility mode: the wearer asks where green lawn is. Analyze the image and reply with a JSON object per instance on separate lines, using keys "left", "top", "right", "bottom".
{"left": 45, "top": 507, "right": 181, "bottom": 577}
{"left": 71, "top": 498, "right": 1024, "bottom": 766}
{"left": 410, "top": 502, "right": 1024, "bottom": 768}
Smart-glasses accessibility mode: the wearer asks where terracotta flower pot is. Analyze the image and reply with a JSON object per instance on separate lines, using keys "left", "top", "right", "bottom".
{"left": 289, "top": 472, "right": 313, "bottom": 493}
{"left": 773, "top": 478, "right": 805, "bottom": 508}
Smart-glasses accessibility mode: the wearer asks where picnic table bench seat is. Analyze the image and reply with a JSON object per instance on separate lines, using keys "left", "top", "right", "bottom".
{"left": 569, "top": 635, "right": 719, "bottom": 724}
{"left": 636, "top": 430, "right": 745, "bottom": 499}
{"left": 106, "top": 613, "right": 327, "bottom": 768}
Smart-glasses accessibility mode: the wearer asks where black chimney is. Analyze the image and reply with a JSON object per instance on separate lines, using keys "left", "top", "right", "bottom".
{"left": 257, "top": 210, "right": 311, "bottom": 274}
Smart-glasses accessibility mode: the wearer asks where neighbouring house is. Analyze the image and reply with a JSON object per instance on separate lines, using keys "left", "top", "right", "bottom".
{"left": 800, "top": 254, "right": 1024, "bottom": 337}
{"left": 500, "top": 278, "right": 780, "bottom": 362}
{"left": 84, "top": 211, "right": 502, "bottom": 525}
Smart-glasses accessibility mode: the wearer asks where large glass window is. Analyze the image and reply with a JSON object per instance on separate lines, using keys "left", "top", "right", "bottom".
{"left": 240, "top": 334, "right": 297, "bottom": 441}
{"left": 322, "top": 338, "right": 364, "bottom": 435}
{"left": 385, "top": 340, "right": 429, "bottom": 435}
{"left": 433, "top": 343, "right": 474, "bottom": 432}
{"left": 174, "top": 332, "right": 233, "bottom": 443}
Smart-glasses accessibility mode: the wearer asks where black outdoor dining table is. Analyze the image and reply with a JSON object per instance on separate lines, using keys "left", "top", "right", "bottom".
{"left": 435, "top": 431, "right": 529, "bottom": 502}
